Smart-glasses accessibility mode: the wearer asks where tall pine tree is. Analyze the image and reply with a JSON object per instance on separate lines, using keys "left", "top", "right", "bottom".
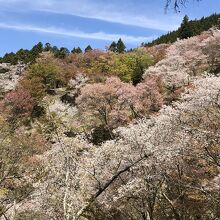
{"left": 71, "top": 47, "right": 82, "bottom": 54}
{"left": 116, "top": 38, "right": 126, "bottom": 53}
{"left": 179, "top": 15, "right": 194, "bottom": 39}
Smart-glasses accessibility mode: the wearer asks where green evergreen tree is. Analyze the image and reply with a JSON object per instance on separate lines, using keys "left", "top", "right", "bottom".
{"left": 146, "top": 13, "right": 220, "bottom": 46}
{"left": 84, "top": 45, "right": 93, "bottom": 53}
{"left": 131, "top": 59, "right": 144, "bottom": 85}
{"left": 71, "top": 47, "right": 76, "bottom": 54}
{"left": 30, "top": 42, "right": 43, "bottom": 62}
{"left": 116, "top": 38, "right": 126, "bottom": 53}
{"left": 31, "top": 42, "right": 43, "bottom": 55}
{"left": 16, "top": 49, "right": 30, "bottom": 63}
{"left": 2, "top": 52, "right": 18, "bottom": 65}
{"left": 55, "top": 47, "right": 70, "bottom": 59}
{"left": 179, "top": 15, "right": 194, "bottom": 39}
{"left": 109, "top": 41, "right": 117, "bottom": 52}
{"left": 51, "top": 46, "right": 59, "bottom": 54}
{"left": 71, "top": 47, "right": 82, "bottom": 54}
{"left": 44, "top": 43, "right": 52, "bottom": 52}
{"left": 76, "top": 47, "right": 82, "bottom": 53}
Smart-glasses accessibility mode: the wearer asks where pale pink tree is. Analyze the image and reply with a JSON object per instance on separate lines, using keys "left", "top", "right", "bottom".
{"left": 76, "top": 76, "right": 164, "bottom": 131}
{"left": 144, "top": 29, "right": 219, "bottom": 89}
{"left": 76, "top": 77, "right": 127, "bottom": 130}
{"left": 5, "top": 88, "right": 35, "bottom": 117}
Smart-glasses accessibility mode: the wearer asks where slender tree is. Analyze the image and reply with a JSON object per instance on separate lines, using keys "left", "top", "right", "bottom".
{"left": 179, "top": 15, "right": 193, "bottom": 39}
{"left": 116, "top": 38, "right": 126, "bottom": 53}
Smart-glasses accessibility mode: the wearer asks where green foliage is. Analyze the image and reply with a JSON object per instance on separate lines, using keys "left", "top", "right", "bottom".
{"left": 31, "top": 105, "right": 46, "bottom": 118}
{"left": 66, "top": 49, "right": 153, "bottom": 83}
{"left": 110, "top": 50, "right": 153, "bottom": 83}
{"left": 179, "top": 15, "right": 194, "bottom": 39}
{"left": 31, "top": 42, "right": 43, "bottom": 59}
{"left": 131, "top": 49, "right": 154, "bottom": 85}
{"left": 90, "top": 126, "right": 114, "bottom": 145}
{"left": 0, "top": 52, "right": 18, "bottom": 65}
{"left": 109, "top": 54, "right": 135, "bottom": 81}
{"left": 71, "top": 47, "right": 82, "bottom": 54}
{"left": 85, "top": 45, "right": 93, "bottom": 53}
{"left": 0, "top": 42, "right": 43, "bottom": 64}
{"left": 51, "top": 46, "right": 59, "bottom": 54}
{"left": 108, "top": 39, "right": 127, "bottom": 53}
{"left": 146, "top": 13, "right": 220, "bottom": 46}
{"left": 0, "top": 42, "right": 70, "bottom": 64}
{"left": 109, "top": 41, "right": 117, "bottom": 52}
{"left": 27, "top": 61, "right": 61, "bottom": 90}
{"left": 44, "top": 42, "right": 52, "bottom": 51}
{"left": 116, "top": 38, "right": 126, "bottom": 53}
{"left": 16, "top": 49, "right": 31, "bottom": 63}
{"left": 54, "top": 47, "right": 70, "bottom": 59}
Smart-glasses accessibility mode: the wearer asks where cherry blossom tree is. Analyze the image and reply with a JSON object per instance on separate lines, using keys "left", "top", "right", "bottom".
{"left": 202, "top": 30, "right": 220, "bottom": 73}
{"left": 76, "top": 76, "right": 164, "bottom": 135}
{"left": 144, "top": 29, "right": 220, "bottom": 90}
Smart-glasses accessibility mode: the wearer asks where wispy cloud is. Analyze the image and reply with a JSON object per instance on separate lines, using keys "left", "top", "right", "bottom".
{"left": 0, "top": 0, "right": 181, "bottom": 31}
{"left": 0, "top": 22, "right": 157, "bottom": 43}
{"left": 41, "top": 9, "right": 180, "bottom": 31}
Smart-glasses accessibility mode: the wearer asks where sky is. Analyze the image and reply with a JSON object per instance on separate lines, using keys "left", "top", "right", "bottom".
{"left": 0, "top": 0, "right": 219, "bottom": 56}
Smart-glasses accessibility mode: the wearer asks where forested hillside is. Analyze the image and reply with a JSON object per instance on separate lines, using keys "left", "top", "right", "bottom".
{"left": 145, "top": 13, "right": 220, "bottom": 46}
{"left": 0, "top": 24, "right": 219, "bottom": 219}
{"left": 0, "top": 38, "right": 126, "bottom": 65}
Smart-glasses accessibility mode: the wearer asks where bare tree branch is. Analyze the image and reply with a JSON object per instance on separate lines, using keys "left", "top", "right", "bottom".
{"left": 165, "top": 0, "right": 201, "bottom": 12}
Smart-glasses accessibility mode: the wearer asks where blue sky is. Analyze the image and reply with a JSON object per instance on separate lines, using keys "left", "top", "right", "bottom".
{"left": 0, "top": 0, "right": 219, "bottom": 56}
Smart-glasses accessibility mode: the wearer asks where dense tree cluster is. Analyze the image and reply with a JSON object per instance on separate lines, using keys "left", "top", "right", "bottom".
{"left": 0, "top": 42, "right": 44, "bottom": 65}
{"left": 0, "top": 42, "right": 101, "bottom": 65}
{"left": 0, "top": 39, "right": 128, "bottom": 65}
{"left": 145, "top": 13, "right": 220, "bottom": 46}
{"left": 0, "top": 23, "right": 219, "bottom": 219}
{"left": 39, "top": 74, "right": 220, "bottom": 220}
{"left": 71, "top": 47, "right": 82, "bottom": 54}
{"left": 144, "top": 28, "right": 220, "bottom": 103}
{"left": 65, "top": 49, "right": 153, "bottom": 83}
{"left": 109, "top": 39, "right": 126, "bottom": 53}
{"left": 0, "top": 112, "right": 48, "bottom": 219}
{"left": 33, "top": 28, "right": 219, "bottom": 219}
{"left": 76, "top": 76, "right": 163, "bottom": 143}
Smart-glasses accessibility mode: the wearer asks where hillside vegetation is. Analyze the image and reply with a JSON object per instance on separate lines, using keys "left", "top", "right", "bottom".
{"left": 145, "top": 13, "right": 220, "bottom": 46}
{"left": 0, "top": 26, "right": 219, "bottom": 220}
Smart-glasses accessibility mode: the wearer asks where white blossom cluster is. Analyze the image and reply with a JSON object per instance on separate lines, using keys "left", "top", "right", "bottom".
{"left": 37, "top": 74, "right": 219, "bottom": 219}
{"left": 144, "top": 29, "right": 220, "bottom": 88}
{"left": 0, "top": 63, "right": 26, "bottom": 93}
